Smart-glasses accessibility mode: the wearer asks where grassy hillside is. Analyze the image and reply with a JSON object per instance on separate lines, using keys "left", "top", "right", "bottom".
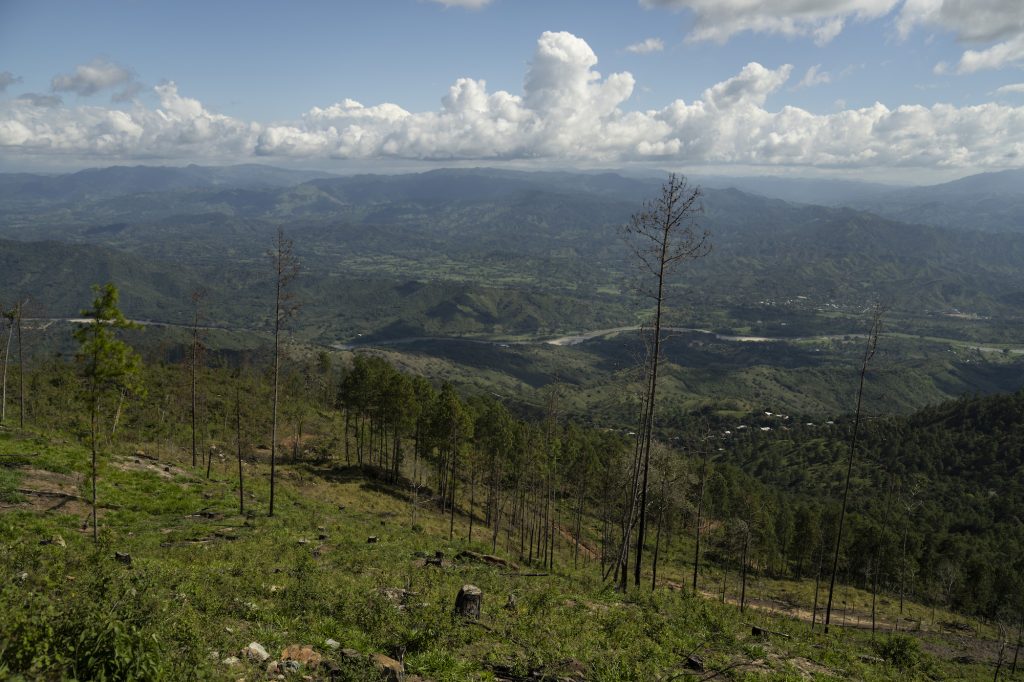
{"left": 0, "top": 424, "right": 1015, "bottom": 681}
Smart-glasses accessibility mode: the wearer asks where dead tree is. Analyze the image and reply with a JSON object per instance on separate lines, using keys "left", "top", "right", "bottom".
{"left": 15, "top": 300, "right": 24, "bottom": 428}
{"left": 1, "top": 304, "right": 13, "bottom": 426}
{"left": 268, "top": 228, "right": 300, "bottom": 517}
{"left": 824, "top": 304, "right": 884, "bottom": 634}
{"left": 692, "top": 424, "right": 712, "bottom": 594}
{"left": 190, "top": 289, "right": 206, "bottom": 468}
{"left": 619, "top": 173, "right": 709, "bottom": 589}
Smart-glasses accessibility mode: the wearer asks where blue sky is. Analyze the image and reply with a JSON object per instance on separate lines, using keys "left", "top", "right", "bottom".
{"left": 1, "top": 0, "right": 1023, "bottom": 179}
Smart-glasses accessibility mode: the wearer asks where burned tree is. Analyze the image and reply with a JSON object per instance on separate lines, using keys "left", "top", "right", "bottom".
{"left": 268, "top": 228, "right": 300, "bottom": 517}
{"left": 824, "top": 304, "right": 884, "bottom": 633}
{"left": 618, "top": 173, "right": 709, "bottom": 588}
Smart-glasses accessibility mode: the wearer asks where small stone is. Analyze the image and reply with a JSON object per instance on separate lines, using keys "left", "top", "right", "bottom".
{"left": 366, "top": 536, "right": 378, "bottom": 544}
{"left": 503, "top": 594, "right": 517, "bottom": 611}
{"left": 324, "top": 638, "right": 340, "bottom": 650}
{"left": 281, "top": 644, "right": 321, "bottom": 669}
{"left": 114, "top": 552, "right": 132, "bottom": 566}
{"left": 281, "top": 660, "right": 301, "bottom": 673}
{"left": 340, "top": 648, "right": 361, "bottom": 660}
{"left": 242, "top": 641, "right": 269, "bottom": 662}
{"left": 266, "top": 661, "right": 281, "bottom": 675}
{"left": 222, "top": 656, "right": 240, "bottom": 666}
{"left": 297, "top": 538, "right": 309, "bottom": 545}
{"left": 209, "top": 650, "right": 220, "bottom": 661}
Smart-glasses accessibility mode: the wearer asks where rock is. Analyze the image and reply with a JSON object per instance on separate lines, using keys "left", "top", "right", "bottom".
{"left": 381, "top": 587, "right": 415, "bottom": 607}
{"left": 367, "top": 536, "right": 378, "bottom": 544}
{"left": 222, "top": 656, "right": 240, "bottom": 666}
{"left": 503, "top": 594, "right": 517, "bottom": 611}
{"left": 685, "top": 654, "right": 704, "bottom": 672}
{"left": 370, "top": 653, "right": 404, "bottom": 681}
{"left": 318, "top": 533, "right": 329, "bottom": 541}
{"left": 281, "top": 644, "right": 322, "bottom": 669}
{"left": 242, "top": 641, "right": 269, "bottom": 662}
{"left": 267, "top": 661, "right": 281, "bottom": 675}
{"left": 454, "top": 584, "right": 483, "bottom": 620}
{"left": 208, "top": 650, "right": 220, "bottom": 660}
{"left": 114, "top": 552, "right": 132, "bottom": 566}
{"left": 281, "top": 660, "right": 301, "bottom": 673}
{"left": 340, "top": 648, "right": 361, "bottom": 661}
{"left": 40, "top": 535, "right": 66, "bottom": 548}
{"left": 325, "top": 638, "right": 341, "bottom": 650}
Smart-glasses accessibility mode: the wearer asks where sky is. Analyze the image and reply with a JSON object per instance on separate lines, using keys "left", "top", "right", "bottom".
{"left": 1, "top": 0, "right": 1023, "bottom": 180}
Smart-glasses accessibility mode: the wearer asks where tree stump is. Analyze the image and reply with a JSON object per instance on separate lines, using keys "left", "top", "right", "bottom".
{"left": 454, "top": 584, "right": 483, "bottom": 620}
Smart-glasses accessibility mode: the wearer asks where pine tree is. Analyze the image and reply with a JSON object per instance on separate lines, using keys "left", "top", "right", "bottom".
{"left": 74, "top": 283, "right": 142, "bottom": 542}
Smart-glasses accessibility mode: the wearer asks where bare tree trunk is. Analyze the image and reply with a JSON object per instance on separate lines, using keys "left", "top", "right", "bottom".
{"left": 268, "top": 230, "right": 298, "bottom": 517}
{"left": 469, "top": 465, "right": 476, "bottom": 543}
{"left": 626, "top": 175, "right": 708, "bottom": 588}
{"left": 825, "top": 306, "right": 883, "bottom": 634}
{"left": 90, "top": 379, "right": 99, "bottom": 543}
{"left": 1010, "top": 613, "right": 1022, "bottom": 675}
{"left": 191, "top": 319, "right": 198, "bottom": 467}
{"left": 237, "top": 385, "right": 244, "bottom": 514}
{"left": 574, "top": 477, "right": 585, "bottom": 569}
{"left": 15, "top": 303, "right": 23, "bottom": 429}
{"left": 811, "top": 539, "right": 824, "bottom": 631}
{"left": 0, "top": 311, "right": 12, "bottom": 426}
{"left": 110, "top": 387, "right": 126, "bottom": 437}
{"left": 693, "top": 442, "right": 709, "bottom": 594}
{"left": 651, "top": 495, "right": 665, "bottom": 590}
{"left": 449, "top": 439, "right": 458, "bottom": 541}
{"left": 739, "top": 527, "right": 750, "bottom": 613}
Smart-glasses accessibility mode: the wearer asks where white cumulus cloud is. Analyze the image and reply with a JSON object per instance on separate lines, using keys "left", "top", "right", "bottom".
{"left": 3, "top": 31, "right": 1024, "bottom": 173}
{"left": 640, "top": 0, "right": 899, "bottom": 45}
{"left": 626, "top": 38, "right": 665, "bottom": 54}
{"left": 51, "top": 58, "right": 135, "bottom": 96}
{"left": 994, "top": 83, "right": 1024, "bottom": 95}
{"left": 898, "top": 0, "right": 1024, "bottom": 73}
{"left": 796, "top": 65, "right": 832, "bottom": 89}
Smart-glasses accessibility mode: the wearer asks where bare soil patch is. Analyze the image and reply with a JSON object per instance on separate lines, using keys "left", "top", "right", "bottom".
{"left": 1, "top": 467, "right": 90, "bottom": 517}
{"left": 112, "top": 455, "right": 190, "bottom": 480}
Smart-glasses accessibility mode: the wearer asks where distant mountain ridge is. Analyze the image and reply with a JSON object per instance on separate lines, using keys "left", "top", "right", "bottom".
{"left": 0, "top": 163, "right": 336, "bottom": 203}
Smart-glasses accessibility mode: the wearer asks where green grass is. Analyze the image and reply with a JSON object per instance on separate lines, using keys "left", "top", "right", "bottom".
{"left": 0, "top": 427, "right": 1016, "bottom": 681}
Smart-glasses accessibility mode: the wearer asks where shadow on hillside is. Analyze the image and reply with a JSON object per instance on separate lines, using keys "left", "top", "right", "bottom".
{"left": 298, "top": 462, "right": 437, "bottom": 506}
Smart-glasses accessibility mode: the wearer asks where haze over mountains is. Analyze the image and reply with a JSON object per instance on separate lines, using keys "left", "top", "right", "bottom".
{"left": 3, "top": 163, "right": 1023, "bottom": 416}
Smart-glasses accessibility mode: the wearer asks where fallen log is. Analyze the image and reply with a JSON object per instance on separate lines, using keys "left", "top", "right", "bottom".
{"left": 455, "top": 549, "right": 519, "bottom": 570}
